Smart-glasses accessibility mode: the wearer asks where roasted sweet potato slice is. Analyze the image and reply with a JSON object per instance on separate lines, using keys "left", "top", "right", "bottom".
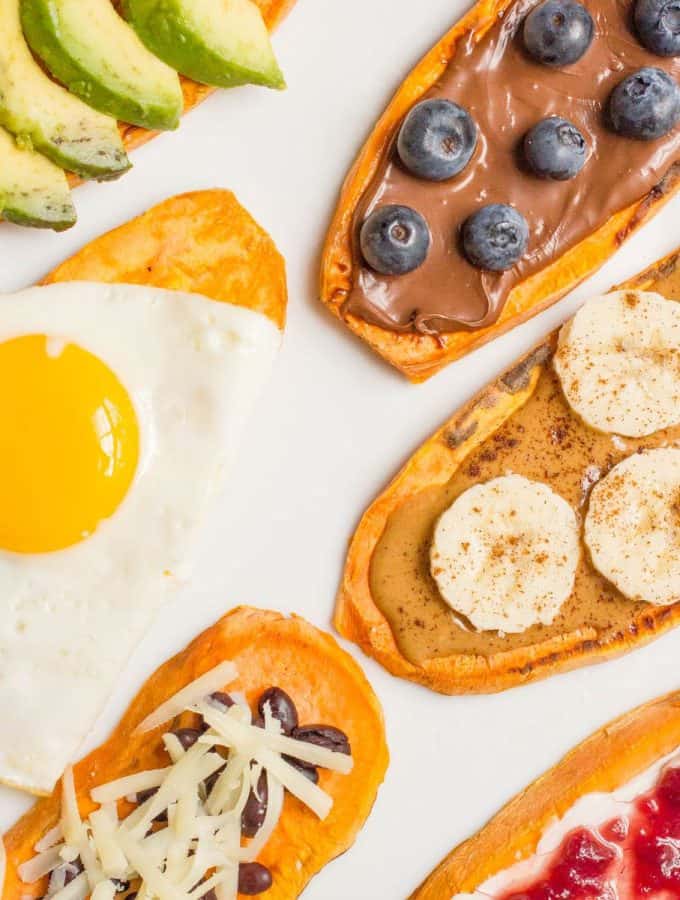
{"left": 320, "top": 0, "right": 680, "bottom": 382}
{"left": 42, "top": 189, "right": 287, "bottom": 330}
{"left": 334, "top": 246, "right": 680, "bottom": 693}
{"left": 411, "top": 688, "right": 680, "bottom": 897}
{"left": 2, "top": 607, "right": 388, "bottom": 899}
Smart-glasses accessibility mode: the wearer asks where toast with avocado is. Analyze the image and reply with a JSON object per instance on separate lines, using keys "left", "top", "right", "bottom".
{"left": 21, "top": 0, "right": 183, "bottom": 131}
{"left": 123, "top": 0, "right": 285, "bottom": 90}
{"left": 0, "top": 0, "right": 293, "bottom": 231}
{"left": 0, "top": 127, "right": 75, "bottom": 230}
{"left": 0, "top": 0, "right": 129, "bottom": 180}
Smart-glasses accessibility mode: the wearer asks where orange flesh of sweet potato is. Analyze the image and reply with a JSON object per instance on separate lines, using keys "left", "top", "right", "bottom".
{"left": 42, "top": 189, "right": 287, "bottom": 330}
{"left": 411, "top": 688, "right": 680, "bottom": 897}
{"left": 2, "top": 607, "right": 388, "bottom": 899}
{"left": 319, "top": 0, "right": 680, "bottom": 381}
{"left": 334, "top": 246, "right": 680, "bottom": 694}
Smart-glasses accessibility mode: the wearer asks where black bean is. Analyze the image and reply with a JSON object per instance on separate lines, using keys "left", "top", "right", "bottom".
{"left": 63, "top": 859, "right": 83, "bottom": 885}
{"left": 204, "top": 763, "right": 226, "bottom": 796}
{"left": 210, "top": 691, "right": 235, "bottom": 710}
{"left": 282, "top": 754, "right": 319, "bottom": 784}
{"left": 257, "top": 687, "right": 298, "bottom": 734}
{"left": 292, "top": 725, "right": 351, "bottom": 756}
{"left": 241, "top": 769, "right": 268, "bottom": 837}
{"left": 135, "top": 787, "right": 167, "bottom": 823}
{"left": 238, "top": 862, "right": 273, "bottom": 895}
{"left": 171, "top": 727, "right": 202, "bottom": 750}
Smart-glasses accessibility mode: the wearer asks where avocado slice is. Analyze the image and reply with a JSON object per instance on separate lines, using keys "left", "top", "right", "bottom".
{"left": 0, "top": 126, "right": 76, "bottom": 231}
{"left": 21, "top": 0, "right": 183, "bottom": 131}
{"left": 123, "top": 0, "right": 285, "bottom": 90}
{"left": 0, "top": 0, "right": 129, "bottom": 180}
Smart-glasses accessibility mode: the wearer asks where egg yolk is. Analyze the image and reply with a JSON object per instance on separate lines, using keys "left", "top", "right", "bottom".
{"left": 0, "top": 335, "right": 140, "bottom": 553}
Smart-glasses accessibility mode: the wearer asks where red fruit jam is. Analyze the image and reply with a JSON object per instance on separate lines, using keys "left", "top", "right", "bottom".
{"left": 497, "top": 764, "right": 680, "bottom": 899}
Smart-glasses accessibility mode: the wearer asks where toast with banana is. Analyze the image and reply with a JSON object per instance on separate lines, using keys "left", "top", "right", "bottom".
{"left": 335, "top": 247, "right": 680, "bottom": 693}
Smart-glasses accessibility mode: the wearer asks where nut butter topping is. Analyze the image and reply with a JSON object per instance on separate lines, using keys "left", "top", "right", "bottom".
{"left": 369, "top": 362, "right": 680, "bottom": 666}
{"left": 344, "top": 0, "right": 680, "bottom": 335}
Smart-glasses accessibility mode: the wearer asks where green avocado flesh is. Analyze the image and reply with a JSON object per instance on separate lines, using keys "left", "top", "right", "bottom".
{"left": 21, "top": 0, "right": 184, "bottom": 131}
{"left": 123, "top": 0, "right": 285, "bottom": 90}
{"left": 0, "top": 126, "right": 76, "bottom": 230}
{"left": 0, "top": 0, "right": 129, "bottom": 180}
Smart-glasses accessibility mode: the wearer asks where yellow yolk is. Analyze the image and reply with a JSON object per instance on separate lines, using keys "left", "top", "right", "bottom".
{"left": 0, "top": 335, "right": 139, "bottom": 553}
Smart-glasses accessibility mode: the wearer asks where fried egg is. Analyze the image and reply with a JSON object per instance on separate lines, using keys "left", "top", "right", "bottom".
{"left": 0, "top": 282, "right": 281, "bottom": 795}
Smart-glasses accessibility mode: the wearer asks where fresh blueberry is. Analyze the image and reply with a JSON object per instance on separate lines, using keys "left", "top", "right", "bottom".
{"left": 397, "top": 99, "right": 478, "bottom": 181}
{"left": 523, "top": 116, "right": 588, "bottom": 179}
{"left": 523, "top": 0, "right": 594, "bottom": 66}
{"left": 635, "top": 0, "right": 680, "bottom": 56}
{"left": 608, "top": 66, "right": 680, "bottom": 139}
{"left": 360, "top": 205, "right": 430, "bottom": 275}
{"left": 462, "top": 204, "right": 529, "bottom": 271}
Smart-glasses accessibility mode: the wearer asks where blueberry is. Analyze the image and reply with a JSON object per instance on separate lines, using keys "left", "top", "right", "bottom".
{"left": 635, "top": 0, "right": 680, "bottom": 56}
{"left": 360, "top": 205, "right": 430, "bottom": 275}
{"left": 523, "top": 115, "right": 587, "bottom": 179}
{"left": 397, "top": 99, "right": 477, "bottom": 181}
{"left": 523, "top": 0, "right": 594, "bottom": 66}
{"left": 608, "top": 66, "right": 680, "bottom": 139}
{"left": 462, "top": 204, "right": 529, "bottom": 271}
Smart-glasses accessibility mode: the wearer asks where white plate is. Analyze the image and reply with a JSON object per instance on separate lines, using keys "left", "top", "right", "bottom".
{"left": 2, "top": 0, "right": 680, "bottom": 896}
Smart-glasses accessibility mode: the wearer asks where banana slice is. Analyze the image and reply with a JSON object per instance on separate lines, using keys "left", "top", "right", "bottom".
{"left": 584, "top": 448, "right": 680, "bottom": 605}
{"left": 554, "top": 291, "right": 680, "bottom": 437}
{"left": 430, "top": 474, "right": 580, "bottom": 633}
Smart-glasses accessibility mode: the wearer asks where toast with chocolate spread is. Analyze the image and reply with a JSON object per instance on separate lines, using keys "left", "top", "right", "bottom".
{"left": 321, "top": 0, "right": 680, "bottom": 380}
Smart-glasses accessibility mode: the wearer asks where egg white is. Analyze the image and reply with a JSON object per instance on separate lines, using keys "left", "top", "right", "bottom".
{"left": 0, "top": 282, "right": 281, "bottom": 794}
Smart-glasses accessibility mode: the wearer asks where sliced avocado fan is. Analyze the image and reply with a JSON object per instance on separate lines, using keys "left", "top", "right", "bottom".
{"left": 20, "top": 0, "right": 184, "bottom": 132}
{"left": 0, "top": 0, "right": 129, "bottom": 180}
{"left": 123, "top": 0, "right": 285, "bottom": 90}
{"left": 0, "top": 126, "right": 76, "bottom": 231}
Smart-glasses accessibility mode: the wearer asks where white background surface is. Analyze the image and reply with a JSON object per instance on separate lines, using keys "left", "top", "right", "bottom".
{"left": 2, "top": 0, "right": 680, "bottom": 896}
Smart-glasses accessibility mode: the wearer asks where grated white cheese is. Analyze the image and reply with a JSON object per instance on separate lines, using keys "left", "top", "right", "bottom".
{"left": 198, "top": 704, "right": 353, "bottom": 774}
{"left": 134, "top": 661, "right": 238, "bottom": 735}
{"left": 19, "top": 662, "right": 353, "bottom": 900}
{"left": 91, "top": 768, "right": 170, "bottom": 804}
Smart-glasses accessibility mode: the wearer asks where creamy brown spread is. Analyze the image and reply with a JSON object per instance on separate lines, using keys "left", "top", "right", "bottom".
{"left": 345, "top": 0, "right": 680, "bottom": 335}
{"left": 370, "top": 273, "right": 680, "bottom": 665}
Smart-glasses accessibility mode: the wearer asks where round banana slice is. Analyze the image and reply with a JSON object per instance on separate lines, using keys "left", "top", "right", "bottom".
{"left": 584, "top": 448, "right": 680, "bottom": 605}
{"left": 554, "top": 291, "right": 680, "bottom": 437}
{"left": 430, "top": 474, "right": 580, "bottom": 633}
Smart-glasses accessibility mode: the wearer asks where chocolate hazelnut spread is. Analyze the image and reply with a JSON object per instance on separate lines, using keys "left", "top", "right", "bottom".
{"left": 344, "top": 0, "right": 680, "bottom": 335}
{"left": 369, "top": 270, "right": 680, "bottom": 665}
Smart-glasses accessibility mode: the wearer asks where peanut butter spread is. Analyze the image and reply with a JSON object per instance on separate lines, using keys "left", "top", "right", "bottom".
{"left": 369, "top": 272, "right": 680, "bottom": 665}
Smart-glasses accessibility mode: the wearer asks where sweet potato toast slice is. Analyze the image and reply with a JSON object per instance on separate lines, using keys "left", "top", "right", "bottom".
{"left": 334, "top": 247, "right": 680, "bottom": 693}
{"left": 2, "top": 607, "right": 389, "bottom": 899}
{"left": 42, "top": 189, "right": 287, "bottom": 330}
{"left": 410, "top": 688, "right": 680, "bottom": 897}
{"left": 69, "top": 0, "right": 296, "bottom": 182}
{"left": 319, "top": 0, "right": 680, "bottom": 382}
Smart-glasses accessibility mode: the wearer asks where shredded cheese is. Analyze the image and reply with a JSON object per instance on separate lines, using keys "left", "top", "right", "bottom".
{"left": 19, "top": 662, "right": 353, "bottom": 900}
{"left": 35, "top": 824, "right": 63, "bottom": 853}
{"left": 91, "top": 768, "right": 170, "bottom": 804}
{"left": 134, "top": 661, "right": 238, "bottom": 735}
{"left": 51, "top": 870, "right": 89, "bottom": 900}
{"left": 198, "top": 704, "right": 353, "bottom": 774}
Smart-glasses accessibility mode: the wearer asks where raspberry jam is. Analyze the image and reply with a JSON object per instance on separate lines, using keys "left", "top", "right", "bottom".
{"left": 498, "top": 765, "right": 680, "bottom": 899}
